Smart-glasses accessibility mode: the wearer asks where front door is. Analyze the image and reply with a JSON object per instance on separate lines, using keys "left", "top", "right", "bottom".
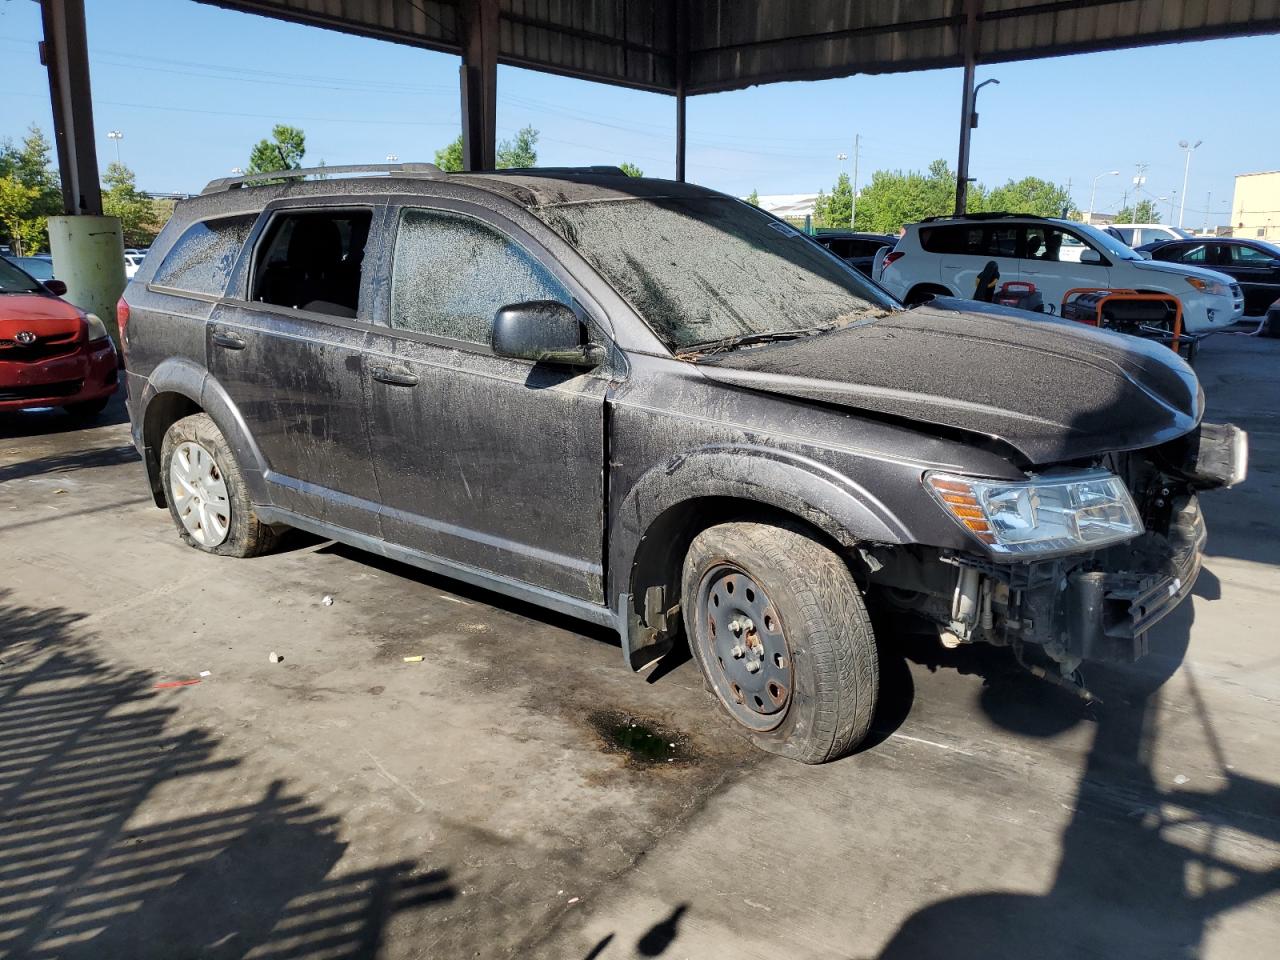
{"left": 208, "top": 204, "right": 382, "bottom": 533}
{"left": 1020, "top": 225, "right": 1112, "bottom": 314}
{"left": 1222, "top": 243, "right": 1280, "bottom": 315}
{"left": 364, "top": 204, "right": 609, "bottom": 602}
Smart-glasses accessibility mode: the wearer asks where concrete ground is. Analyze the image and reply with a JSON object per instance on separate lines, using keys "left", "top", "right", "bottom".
{"left": 2, "top": 334, "right": 1277, "bottom": 960}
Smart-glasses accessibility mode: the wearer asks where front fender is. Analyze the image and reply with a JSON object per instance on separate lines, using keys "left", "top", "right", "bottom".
{"left": 609, "top": 444, "right": 912, "bottom": 668}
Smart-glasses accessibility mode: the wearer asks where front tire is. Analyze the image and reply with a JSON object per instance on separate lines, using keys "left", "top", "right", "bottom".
{"left": 682, "top": 521, "right": 878, "bottom": 764}
{"left": 160, "top": 412, "right": 276, "bottom": 557}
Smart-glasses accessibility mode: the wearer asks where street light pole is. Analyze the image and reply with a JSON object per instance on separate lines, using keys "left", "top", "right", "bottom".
{"left": 850, "top": 133, "right": 860, "bottom": 228}
{"left": 1177, "top": 139, "right": 1201, "bottom": 228}
{"left": 1088, "top": 170, "right": 1118, "bottom": 224}
{"left": 107, "top": 129, "right": 122, "bottom": 164}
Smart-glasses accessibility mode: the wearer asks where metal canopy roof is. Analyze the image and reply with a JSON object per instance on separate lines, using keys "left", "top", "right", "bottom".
{"left": 201, "top": 0, "right": 1280, "bottom": 95}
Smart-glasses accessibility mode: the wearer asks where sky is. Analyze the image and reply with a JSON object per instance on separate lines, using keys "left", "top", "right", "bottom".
{"left": 2, "top": 0, "right": 1278, "bottom": 229}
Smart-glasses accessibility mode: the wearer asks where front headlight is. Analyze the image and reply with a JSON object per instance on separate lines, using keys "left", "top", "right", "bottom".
{"left": 1185, "top": 276, "right": 1228, "bottom": 297}
{"left": 925, "top": 470, "right": 1143, "bottom": 558}
{"left": 85, "top": 312, "right": 110, "bottom": 342}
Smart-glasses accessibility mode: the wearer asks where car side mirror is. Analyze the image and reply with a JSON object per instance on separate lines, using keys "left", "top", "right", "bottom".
{"left": 1138, "top": 250, "right": 1153, "bottom": 260}
{"left": 43, "top": 279, "right": 67, "bottom": 296}
{"left": 1080, "top": 249, "right": 1103, "bottom": 265}
{"left": 492, "top": 300, "right": 602, "bottom": 368}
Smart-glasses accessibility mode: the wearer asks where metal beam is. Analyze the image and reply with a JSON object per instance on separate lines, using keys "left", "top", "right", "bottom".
{"left": 38, "top": 0, "right": 103, "bottom": 215}
{"left": 674, "top": 0, "right": 688, "bottom": 182}
{"left": 953, "top": 0, "right": 980, "bottom": 216}
{"left": 458, "top": 0, "right": 498, "bottom": 172}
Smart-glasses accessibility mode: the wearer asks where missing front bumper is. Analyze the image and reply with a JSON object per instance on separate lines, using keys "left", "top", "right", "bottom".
{"left": 1060, "top": 496, "right": 1206, "bottom": 663}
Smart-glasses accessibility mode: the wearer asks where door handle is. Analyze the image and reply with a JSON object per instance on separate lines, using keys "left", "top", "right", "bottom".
{"left": 371, "top": 365, "right": 419, "bottom": 387}
{"left": 211, "top": 331, "right": 246, "bottom": 350}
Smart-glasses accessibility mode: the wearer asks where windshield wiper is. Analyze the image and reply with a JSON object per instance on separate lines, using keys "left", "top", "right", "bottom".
{"left": 677, "top": 325, "right": 833, "bottom": 359}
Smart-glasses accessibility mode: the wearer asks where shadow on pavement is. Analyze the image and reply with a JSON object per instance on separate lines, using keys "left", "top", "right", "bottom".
{"left": 867, "top": 365, "right": 1280, "bottom": 958}
{"left": 872, "top": 619, "right": 1280, "bottom": 958}
{"left": 0, "top": 390, "right": 129, "bottom": 440}
{"left": 0, "top": 442, "right": 140, "bottom": 483}
{"left": 0, "top": 589, "right": 455, "bottom": 960}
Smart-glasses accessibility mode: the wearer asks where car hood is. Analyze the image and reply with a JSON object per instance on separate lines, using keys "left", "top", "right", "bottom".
{"left": 0, "top": 292, "right": 83, "bottom": 330}
{"left": 696, "top": 300, "right": 1202, "bottom": 465}
{"left": 1130, "top": 258, "right": 1236, "bottom": 287}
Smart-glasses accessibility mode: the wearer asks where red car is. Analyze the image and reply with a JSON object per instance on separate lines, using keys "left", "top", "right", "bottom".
{"left": 1, "top": 256, "right": 118, "bottom": 418}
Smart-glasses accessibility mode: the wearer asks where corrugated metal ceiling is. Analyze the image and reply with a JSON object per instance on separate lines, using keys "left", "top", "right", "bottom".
{"left": 199, "top": 0, "right": 1280, "bottom": 94}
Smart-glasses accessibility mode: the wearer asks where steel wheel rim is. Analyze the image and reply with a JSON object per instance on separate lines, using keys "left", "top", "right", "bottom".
{"left": 695, "top": 563, "right": 792, "bottom": 732}
{"left": 169, "top": 441, "right": 231, "bottom": 547}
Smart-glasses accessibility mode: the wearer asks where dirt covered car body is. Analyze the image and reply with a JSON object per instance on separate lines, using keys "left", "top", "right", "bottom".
{"left": 122, "top": 166, "right": 1246, "bottom": 762}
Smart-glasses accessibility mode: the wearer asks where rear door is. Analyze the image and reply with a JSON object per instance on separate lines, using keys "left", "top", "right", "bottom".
{"left": 362, "top": 202, "right": 610, "bottom": 602}
{"left": 1019, "top": 224, "right": 1111, "bottom": 314}
{"left": 207, "top": 201, "right": 384, "bottom": 534}
{"left": 921, "top": 222, "right": 1021, "bottom": 299}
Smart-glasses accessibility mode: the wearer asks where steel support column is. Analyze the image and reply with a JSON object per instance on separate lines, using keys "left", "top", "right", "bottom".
{"left": 953, "top": 0, "right": 981, "bottom": 215}
{"left": 39, "top": 0, "right": 102, "bottom": 215}
{"left": 458, "top": 0, "right": 498, "bottom": 172}
{"left": 674, "top": 1, "right": 688, "bottom": 182}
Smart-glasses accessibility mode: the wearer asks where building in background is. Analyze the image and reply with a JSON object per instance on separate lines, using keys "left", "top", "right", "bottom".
{"left": 1231, "top": 171, "right": 1280, "bottom": 241}
{"left": 754, "top": 194, "right": 819, "bottom": 221}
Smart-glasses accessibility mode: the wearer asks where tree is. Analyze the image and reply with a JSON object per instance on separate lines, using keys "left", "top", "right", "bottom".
{"left": 0, "top": 125, "right": 61, "bottom": 215}
{"left": 813, "top": 172, "right": 853, "bottom": 228}
{"left": 1115, "top": 199, "right": 1158, "bottom": 224}
{"left": 434, "top": 125, "right": 540, "bottom": 172}
{"left": 983, "top": 176, "right": 1076, "bottom": 218}
{"left": 434, "top": 135, "right": 464, "bottom": 172}
{"left": 746, "top": 189, "right": 760, "bottom": 207}
{"left": 853, "top": 159, "right": 961, "bottom": 233}
{"left": 619, "top": 162, "right": 643, "bottom": 178}
{"left": 0, "top": 125, "right": 61, "bottom": 252}
{"left": 247, "top": 124, "right": 306, "bottom": 174}
{"left": 101, "top": 161, "right": 158, "bottom": 247}
{"left": 0, "top": 176, "right": 44, "bottom": 256}
{"left": 497, "top": 125, "right": 538, "bottom": 169}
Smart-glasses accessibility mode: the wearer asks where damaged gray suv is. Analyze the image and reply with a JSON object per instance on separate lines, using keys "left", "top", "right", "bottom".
{"left": 122, "top": 163, "right": 1247, "bottom": 764}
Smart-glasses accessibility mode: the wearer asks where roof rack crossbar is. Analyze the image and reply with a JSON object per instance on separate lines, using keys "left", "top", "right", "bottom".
{"left": 201, "top": 162, "right": 444, "bottom": 195}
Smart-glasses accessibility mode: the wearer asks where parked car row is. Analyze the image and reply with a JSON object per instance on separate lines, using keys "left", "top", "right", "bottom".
{"left": 113, "top": 164, "right": 1245, "bottom": 764}
{"left": 1136, "top": 236, "right": 1280, "bottom": 316}
{"left": 873, "top": 213, "right": 1245, "bottom": 332}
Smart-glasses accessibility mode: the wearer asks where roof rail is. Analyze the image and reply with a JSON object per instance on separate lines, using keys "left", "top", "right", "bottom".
{"left": 472, "top": 165, "right": 630, "bottom": 177}
{"left": 201, "top": 161, "right": 444, "bottom": 195}
{"left": 920, "top": 211, "right": 1054, "bottom": 223}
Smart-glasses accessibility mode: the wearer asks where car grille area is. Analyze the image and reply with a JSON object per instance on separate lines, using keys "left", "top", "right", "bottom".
{"left": 0, "top": 332, "right": 82, "bottom": 362}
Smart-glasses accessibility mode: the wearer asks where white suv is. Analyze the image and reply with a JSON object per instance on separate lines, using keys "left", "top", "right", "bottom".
{"left": 877, "top": 215, "right": 1244, "bottom": 333}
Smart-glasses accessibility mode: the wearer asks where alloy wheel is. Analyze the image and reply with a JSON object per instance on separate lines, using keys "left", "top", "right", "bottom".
{"left": 169, "top": 441, "right": 231, "bottom": 547}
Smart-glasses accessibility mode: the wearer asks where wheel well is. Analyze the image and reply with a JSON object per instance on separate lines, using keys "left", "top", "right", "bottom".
{"left": 627, "top": 497, "right": 848, "bottom": 641}
{"left": 142, "top": 391, "right": 203, "bottom": 505}
{"left": 905, "top": 283, "right": 952, "bottom": 305}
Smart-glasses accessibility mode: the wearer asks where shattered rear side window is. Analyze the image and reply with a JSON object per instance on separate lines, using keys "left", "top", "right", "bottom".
{"left": 152, "top": 215, "right": 257, "bottom": 296}
{"left": 536, "top": 197, "right": 890, "bottom": 350}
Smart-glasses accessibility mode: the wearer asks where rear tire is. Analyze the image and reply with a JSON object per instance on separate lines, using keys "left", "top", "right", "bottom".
{"left": 160, "top": 413, "right": 277, "bottom": 557}
{"left": 682, "top": 521, "right": 879, "bottom": 764}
